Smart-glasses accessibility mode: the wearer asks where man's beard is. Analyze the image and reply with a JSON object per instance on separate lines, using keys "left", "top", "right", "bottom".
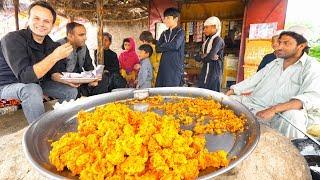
{"left": 277, "top": 49, "right": 298, "bottom": 59}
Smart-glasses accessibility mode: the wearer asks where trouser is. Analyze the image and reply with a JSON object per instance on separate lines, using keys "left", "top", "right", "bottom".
{"left": 0, "top": 81, "right": 78, "bottom": 124}
{"left": 230, "top": 95, "right": 309, "bottom": 139}
{"left": 199, "top": 76, "right": 221, "bottom": 92}
{"left": 78, "top": 73, "right": 109, "bottom": 97}
{"left": 270, "top": 110, "right": 308, "bottom": 139}
{"left": 198, "top": 61, "right": 222, "bottom": 92}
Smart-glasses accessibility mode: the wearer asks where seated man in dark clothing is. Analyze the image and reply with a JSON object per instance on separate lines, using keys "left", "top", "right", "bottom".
{"left": 0, "top": 1, "right": 77, "bottom": 124}
{"left": 95, "top": 32, "right": 126, "bottom": 91}
{"left": 51, "top": 22, "right": 109, "bottom": 97}
{"left": 95, "top": 33, "right": 120, "bottom": 74}
{"left": 257, "top": 30, "right": 283, "bottom": 71}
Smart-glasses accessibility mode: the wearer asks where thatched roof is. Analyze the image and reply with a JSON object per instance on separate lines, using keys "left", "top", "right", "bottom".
{"left": 1, "top": 0, "right": 30, "bottom": 11}
{"left": 47, "top": 0, "right": 149, "bottom": 23}
{"left": 2, "top": 0, "right": 247, "bottom": 23}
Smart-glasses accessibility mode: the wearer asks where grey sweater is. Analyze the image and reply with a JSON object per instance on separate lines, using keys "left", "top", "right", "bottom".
{"left": 137, "top": 58, "right": 153, "bottom": 88}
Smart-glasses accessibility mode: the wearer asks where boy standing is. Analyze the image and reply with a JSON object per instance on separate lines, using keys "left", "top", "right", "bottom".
{"left": 137, "top": 44, "right": 153, "bottom": 89}
{"left": 156, "top": 8, "right": 185, "bottom": 87}
{"left": 195, "top": 16, "right": 225, "bottom": 92}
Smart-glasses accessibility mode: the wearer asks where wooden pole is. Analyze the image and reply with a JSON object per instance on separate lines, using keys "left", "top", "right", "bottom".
{"left": 14, "top": 0, "right": 19, "bottom": 30}
{"left": 96, "top": 0, "right": 104, "bottom": 65}
{"left": 236, "top": 4, "right": 248, "bottom": 83}
{"left": 177, "top": 2, "right": 182, "bottom": 25}
{"left": 68, "top": 16, "right": 75, "bottom": 22}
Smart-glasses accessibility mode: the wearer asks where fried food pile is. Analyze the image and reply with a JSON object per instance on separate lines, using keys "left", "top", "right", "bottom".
{"left": 49, "top": 97, "right": 245, "bottom": 179}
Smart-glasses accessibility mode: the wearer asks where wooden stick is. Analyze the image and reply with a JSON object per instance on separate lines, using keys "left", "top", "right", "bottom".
{"left": 14, "top": 0, "right": 19, "bottom": 30}
{"left": 96, "top": 0, "right": 104, "bottom": 65}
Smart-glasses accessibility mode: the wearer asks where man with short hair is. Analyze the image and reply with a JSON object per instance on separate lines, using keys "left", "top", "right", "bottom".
{"left": 0, "top": 1, "right": 77, "bottom": 123}
{"left": 156, "top": 7, "right": 185, "bottom": 87}
{"left": 226, "top": 26, "right": 320, "bottom": 138}
{"left": 95, "top": 32, "right": 120, "bottom": 75}
{"left": 94, "top": 33, "right": 125, "bottom": 92}
{"left": 52, "top": 22, "right": 108, "bottom": 96}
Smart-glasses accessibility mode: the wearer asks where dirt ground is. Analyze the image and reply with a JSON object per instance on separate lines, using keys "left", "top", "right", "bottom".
{"left": 0, "top": 101, "right": 56, "bottom": 180}
{"left": 0, "top": 102, "right": 55, "bottom": 137}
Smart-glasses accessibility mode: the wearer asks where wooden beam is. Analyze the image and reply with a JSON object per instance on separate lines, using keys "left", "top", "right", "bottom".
{"left": 180, "top": 17, "right": 243, "bottom": 22}
{"left": 180, "top": 0, "right": 241, "bottom": 4}
{"left": 103, "top": 16, "right": 148, "bottom": 23}
{"left": 14, "top": 0, "right": 19, "bottom": 30}
{"left": 96, "top": 0, "right": 104, "bottom": 65}
{"left": 178, "top": 2, "right": 182, "bottom": 25}
{"left": 68, "top": 15, "right": 75, "bottom": 22}
{"left": 61, "top": 5, "right": 148, "bottom": 12}
{"left": 236, "top": 4, "right": 247, "bottom": 83}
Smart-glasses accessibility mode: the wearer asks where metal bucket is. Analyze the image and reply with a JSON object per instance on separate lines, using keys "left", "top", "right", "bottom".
{"left": 292, "top": 138, "right": 320, "bottom": 179}
{"left": 23, "top": 87, "right": 260, "bottom": 179}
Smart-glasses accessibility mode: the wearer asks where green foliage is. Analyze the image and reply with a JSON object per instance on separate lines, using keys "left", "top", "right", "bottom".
{"left": 309, "top": 45, "right": 320, "bottom": 62}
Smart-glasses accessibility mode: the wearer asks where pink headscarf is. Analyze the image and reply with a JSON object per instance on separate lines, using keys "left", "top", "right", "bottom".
{"left": 119, "top": 37, "right": 139, "bottom": 72}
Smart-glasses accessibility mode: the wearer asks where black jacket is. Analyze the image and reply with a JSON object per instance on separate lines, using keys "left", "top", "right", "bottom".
{"left": 257, "top": 52, "right": 277, "bottom": 72}
{"left": 94, "top": 49, "right": 120, "bottom": 73}
{"left": 0, "top": 28, "right": 60, "bottom": 86}
{"left": 156, "top": 27, "right": 185, "bottom": 87}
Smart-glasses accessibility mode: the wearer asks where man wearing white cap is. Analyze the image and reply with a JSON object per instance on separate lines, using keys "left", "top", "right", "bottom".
{"left": 226, "top": 25, "right": 320, "bottom": 139}
{"left": 195, "top": 16, "right": 225, "bottom": 92}
{"left": 257, "top": 30, "right": 283, "bottom": 71}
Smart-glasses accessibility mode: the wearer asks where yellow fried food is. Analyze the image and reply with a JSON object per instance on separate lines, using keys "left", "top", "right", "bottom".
{"left": 49, "top": 97, "right": 245, "bottom": 179}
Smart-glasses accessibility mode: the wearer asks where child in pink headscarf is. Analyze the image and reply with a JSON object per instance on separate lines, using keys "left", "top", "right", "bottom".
{"left": 119, "top": 37, "right": 140, "bottom": 87}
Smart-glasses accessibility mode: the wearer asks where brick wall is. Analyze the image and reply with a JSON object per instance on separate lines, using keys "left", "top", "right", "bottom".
{"left": 105, "top": 19, "right": 149, "bottom": 55}
{"left": 84, "top": 18, "right": 149, "bottom": 62}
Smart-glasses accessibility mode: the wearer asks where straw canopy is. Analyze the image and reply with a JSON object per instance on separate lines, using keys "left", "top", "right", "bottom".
{"left": 46, "top": 0, "right": 149, "bottom": 23}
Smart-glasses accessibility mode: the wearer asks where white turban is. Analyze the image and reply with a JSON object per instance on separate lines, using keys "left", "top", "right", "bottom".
{"left": 273, "top": 30, "right": 284, "bottom": 37}
{"left": 204, "top": 16, "right": 221, "bottom": 36}
{"left": 286, "top": 25, "right": 313, "bottom": 42}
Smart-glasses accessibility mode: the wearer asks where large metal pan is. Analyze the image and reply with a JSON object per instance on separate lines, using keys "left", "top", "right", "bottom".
{"left": 23, "top": 87, "right": 260, "bottom": 179}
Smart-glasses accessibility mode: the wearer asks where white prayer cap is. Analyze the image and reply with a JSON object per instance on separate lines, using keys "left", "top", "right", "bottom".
{"left": 286, "top": 25, "right": 313, "bottom": 42}
{"left": 273, "top": 30, "right": 283, "bottom": 37}
{"left": 204, "top": 16, "right": 221, "bottom": 35}
{"left": 204, "top": 16, "right": 221, "bottom": 27}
